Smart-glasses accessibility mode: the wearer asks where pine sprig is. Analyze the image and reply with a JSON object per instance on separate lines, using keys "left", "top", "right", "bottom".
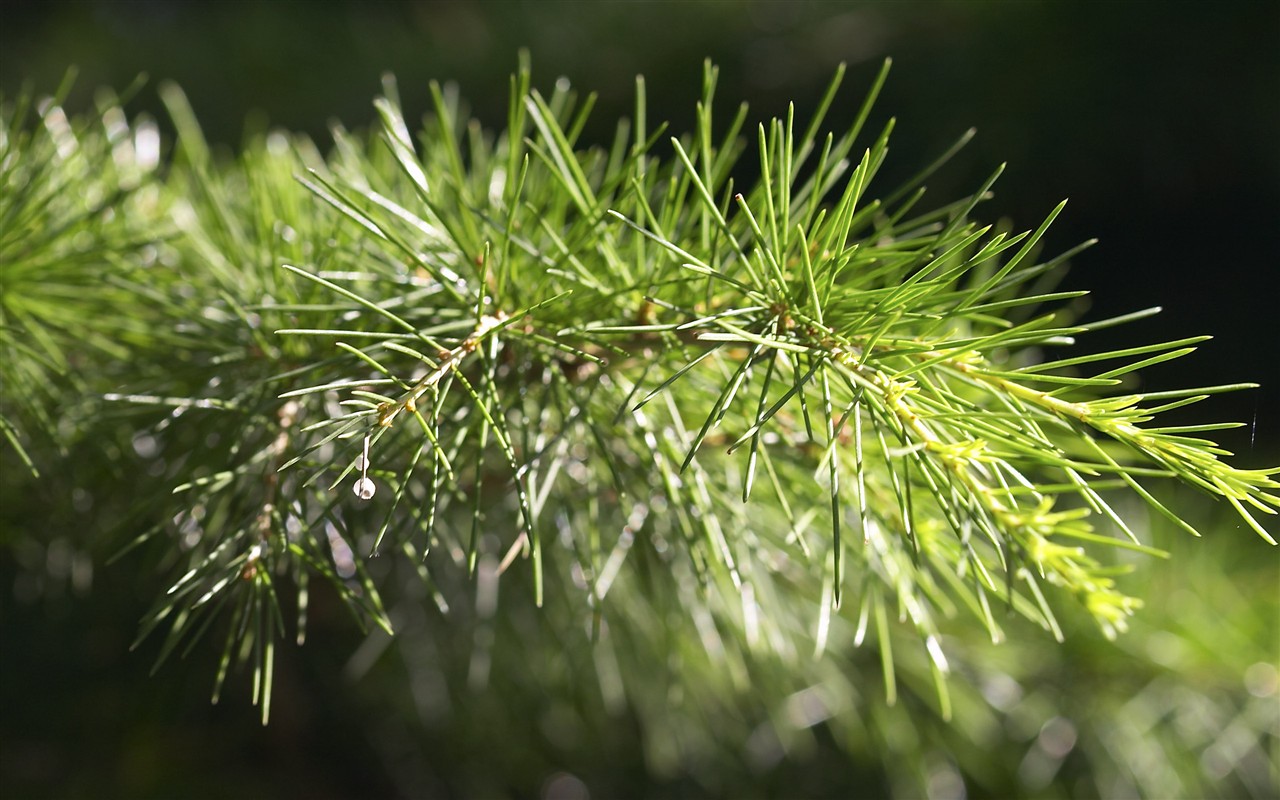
{"left": 6, "top": 58, "right": 1272, "bottom": 742}
{"left": 258, "top": 57, "right": 1277, "bottom": 719}
{"left": 0, "top": 72, "right": 166, "bottom": 473}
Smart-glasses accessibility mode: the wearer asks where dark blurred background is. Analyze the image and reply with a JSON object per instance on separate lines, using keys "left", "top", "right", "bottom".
{"left": 2, "top": 1, "right": 1277, "bottom": 798}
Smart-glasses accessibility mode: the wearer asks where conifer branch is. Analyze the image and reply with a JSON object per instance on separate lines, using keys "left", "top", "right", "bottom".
{"left": 256, "top": 59, "right": 1275, "bottom": 716}
{"left": 4, "top": 58, "right": 1274, "bottom": 743}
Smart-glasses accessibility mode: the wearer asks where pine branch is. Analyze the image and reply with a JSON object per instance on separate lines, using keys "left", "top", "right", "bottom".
{"left": 258, "top": 58, "right": 1275, "bottom": 714}
{"left": 0, "top": 72, "right": 166, "bottom": 474}
{"left": 4, "top": 58, "right": 1274, "bottom": 741}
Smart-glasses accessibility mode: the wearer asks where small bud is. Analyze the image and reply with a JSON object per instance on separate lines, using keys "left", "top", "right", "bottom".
{"left": 353, "top": 477, "right": 376, "bottom": 500}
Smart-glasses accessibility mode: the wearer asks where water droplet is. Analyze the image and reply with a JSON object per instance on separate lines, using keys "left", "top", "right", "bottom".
{"left": 353, "top": 477, "right": 376, "bottom": 500}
